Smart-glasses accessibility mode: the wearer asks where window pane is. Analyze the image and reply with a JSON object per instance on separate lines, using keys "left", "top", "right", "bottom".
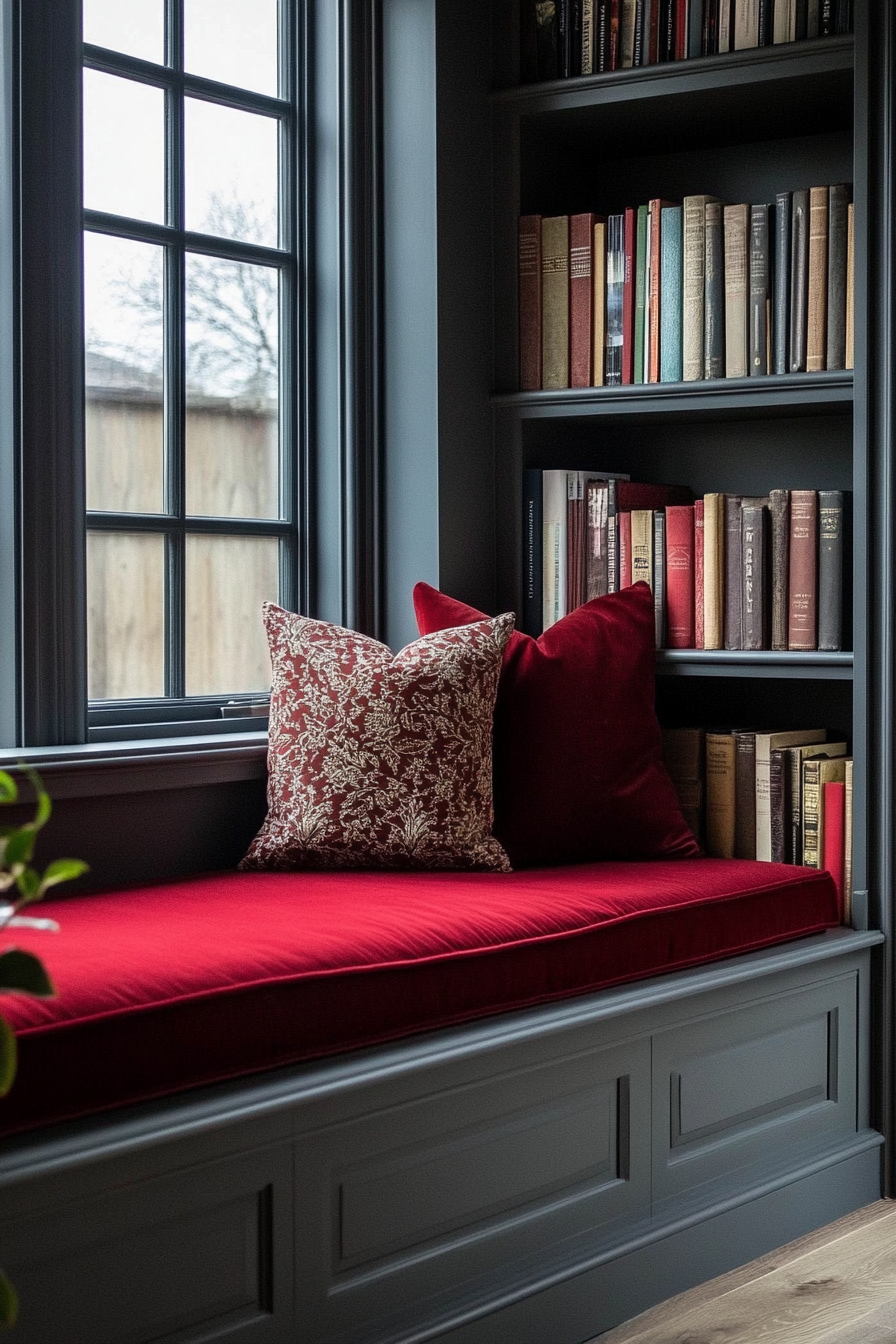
{"left": 87, "top": 532, "right": 165, "bottom": 699}
{"left": 184, "top": 0, "right": 278, "bottom": 96}
{"left": 185, "top": 536, "right": 279, "bottom": 695}
{"left": 185, "top": 255, "right": 279, "bottom": 518}
{"left": 85, "top": 233, "right": 164, "bottom": 513}
{"left": 184, "top": 99, "right": 278, "bottom": 247}
{"left": 83, "top": 71, "right": 165, "bottom": 224}
{"left": 83, "top": 0, "right": 164, "bottom": 64}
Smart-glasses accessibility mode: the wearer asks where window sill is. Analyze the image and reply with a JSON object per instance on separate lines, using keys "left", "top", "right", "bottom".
{"left": 0, "top": 733, "right": 269, "bottom": 800}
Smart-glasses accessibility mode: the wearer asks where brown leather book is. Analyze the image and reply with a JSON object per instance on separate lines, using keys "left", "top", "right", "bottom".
{"left": 570, "top": 212, "right": 595, "bottom": 388}
{"left": 769, "top": 488, "right": 790, "bottom": 651}
{"left": 592, "top": 218, "right": 607, "bottom": 384}
{"left": 648, "top": 198, "right": 675, "bottom": 382}
{"left": 789, "top": 188, "right": 810, "bottom": 373}
{"left": 519, "top": 215, "right": 543, "bottom": 391}
{"left": 723, "top": 203, "right": 749, "bottom": 378}
{"left": 706, "top": 731, "right": 737, "bottom": 858}
{"left": 788, "top": 488, "right": 818, "bottom": 650}
{"left": 734, "top": 731, "right": 757, "bottom": 859}
{"left": 662, "top": 727, "right": 706, "bottom": 846}
{"left": 806, "top": 185, "right": 829, "bottom": 372}
{"left": 541, "top": 215, "right": 570, "bottom": 390}
{"left": 724, "top": 494, "right": 744, "bottom": 650}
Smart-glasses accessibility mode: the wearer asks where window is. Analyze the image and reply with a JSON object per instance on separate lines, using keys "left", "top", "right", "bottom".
{"left": 82, "top": 0, "right": 297, "bottom": 739}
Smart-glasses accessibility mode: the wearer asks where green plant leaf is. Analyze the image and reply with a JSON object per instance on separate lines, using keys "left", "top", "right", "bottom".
{"left": 3, "top": 826, "right": 36, "bottom": 869}
{"left": 24, "top": 768, "right": 52, "bottom": 831}
{"left": 39, "top": 858, "right": 89, "bottom": 892}
{"left": 0, "top": 773, "right": 17, "bottom": 807}
{"left": 0, "top": 1269, "right": 17, "bottom": 1331}
{"left": 0, "top": 949, "right": 54, "bottom": 997}
{"left": 14, "top": 867, "right": 40, "bottom": 905}
{"left": 0, "top": 1017, "right": 17, "bottom": 1097}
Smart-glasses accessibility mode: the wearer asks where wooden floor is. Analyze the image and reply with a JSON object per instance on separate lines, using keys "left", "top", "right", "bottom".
{"left": 592, "top": 1201, "right": 896, "bottom": 1344}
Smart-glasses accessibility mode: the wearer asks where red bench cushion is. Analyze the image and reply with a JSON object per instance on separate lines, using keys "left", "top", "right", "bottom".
{"left": 0, "top": 859, "right": 839, "bottom": 1137}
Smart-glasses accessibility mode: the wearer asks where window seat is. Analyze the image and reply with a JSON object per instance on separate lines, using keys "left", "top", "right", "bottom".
{"left": 0, "top": 857, "right": 839, "bottom": 1138}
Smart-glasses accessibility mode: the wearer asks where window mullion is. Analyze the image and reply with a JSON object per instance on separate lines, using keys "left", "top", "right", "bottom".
{"left": 165, "top": 0, "right": 186, "bottom": 700}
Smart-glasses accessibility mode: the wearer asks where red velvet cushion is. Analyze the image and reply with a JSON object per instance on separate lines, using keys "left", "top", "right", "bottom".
{"left": 413, "top": 581, "right": 699, "bottom": 867}
{"left": 0, "top": 860, "right": 837, "bottom": 1137}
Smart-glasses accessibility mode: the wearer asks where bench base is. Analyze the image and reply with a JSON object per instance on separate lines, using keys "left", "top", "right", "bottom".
{"left": 0, "top": 928, "right": 883, "bottom": 1344}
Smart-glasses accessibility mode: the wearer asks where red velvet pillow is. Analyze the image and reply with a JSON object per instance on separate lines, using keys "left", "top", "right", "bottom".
{"left": 413, "top": 581, "right": 699, "bottom": 867}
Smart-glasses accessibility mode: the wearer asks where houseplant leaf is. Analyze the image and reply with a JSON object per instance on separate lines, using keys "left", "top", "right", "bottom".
{"left": 0, "top": 773, "right": 17, "bottom": 806}
{"left": 38, "top": 858, "right": 89, "bottom": 895}
{"left": 0, "top": 1016, "right": 16, "bottom": 1096}
{"left": 0, "top": 949, "right": 54, "bottom": 996}
{"left": 0, "top": 1270, "right": 17, "bottom": 1330}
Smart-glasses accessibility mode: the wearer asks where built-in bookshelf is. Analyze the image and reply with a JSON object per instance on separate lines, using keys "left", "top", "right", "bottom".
{"left": 490, "top": 23, "right": 870, "bottom": 909}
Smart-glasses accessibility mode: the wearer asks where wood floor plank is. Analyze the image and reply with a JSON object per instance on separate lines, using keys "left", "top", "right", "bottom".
{"left": 593, "top": 1202, "right": 896, "bottom": 1344}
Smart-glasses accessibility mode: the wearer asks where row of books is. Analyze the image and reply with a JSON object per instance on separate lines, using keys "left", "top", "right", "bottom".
{"left": 526, "top": 470, "right": 847, "bottom": 652}
{"left": 519, "top": 184, "right": 854, "bottom": 391}
{"left": 662, "top": 726, "right": 853, "bottom": 917}
{"left": 521, "top": 0, "right": 853, "bottom": 83}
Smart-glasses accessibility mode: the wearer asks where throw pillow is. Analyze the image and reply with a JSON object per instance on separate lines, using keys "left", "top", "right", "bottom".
{"left": 413, "top": 581, "right": 699, "bottom": 867}
{"left": 241, "top": 603, "right": 514, "bottom": 871}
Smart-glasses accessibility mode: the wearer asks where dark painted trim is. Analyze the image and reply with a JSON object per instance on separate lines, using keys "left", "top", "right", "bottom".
{"left": 19, "top": 0, "right": 87, "bottom": 745}
{"left": 0, "top": 0, "right": 18, "bottom": 746}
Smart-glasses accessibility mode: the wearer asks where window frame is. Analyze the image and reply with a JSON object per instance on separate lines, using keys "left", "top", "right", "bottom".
{"left": 2, "top": 0, "right": 383, "bottom": 751}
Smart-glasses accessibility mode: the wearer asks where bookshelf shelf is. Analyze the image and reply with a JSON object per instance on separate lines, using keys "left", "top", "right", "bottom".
{"left": 656, "top": 650, "right": 854, "bottom": 679}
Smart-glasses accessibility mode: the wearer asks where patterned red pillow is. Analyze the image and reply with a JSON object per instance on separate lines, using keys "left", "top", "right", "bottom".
{"left": 241, "top": 603, "right": 514, "bottom": 871}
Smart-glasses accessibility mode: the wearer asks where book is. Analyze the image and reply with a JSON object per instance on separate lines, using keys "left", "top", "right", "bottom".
{"left": 773, "top": 0, "right": 795, "bottom": 40}
{"left": 631, "top": 508, "right": 653, "bottom": 589}
{"left": 634, "top": 204, "right": 649, "bottom": 384}
{"left": 660, "top": 205, "right": 683, "bottom": 382}
{"left": 581, "top": 0, "right": 596, "bottom": 72}
{"left": 718, "top": 0, "right": 732, "bottom": 50}
{"left": 522, "top": 468, "right": 544, "bottom": 636}
{"left": 734, "top": 0, "right": 760, "bottom": 47}
{"left": 788, "top": 741, "right": 847, "bottom": 865}
{"left": 622, "top": 207, "right": 637, "bottom": 384}
{"left": 789, "top": 188, "right": 810, "bottom": 373}
{"left": 570, "top": 212, "right": 595, "bottom": 389}
{"left": 585, "top": 477, "right": 610, "bottom": 600}
{"left": 704, "top": 200, "right": 725, "bottom": 378}
{"left": 806, "top": 185, "right": 829, "bottom": 372}
{"left": 542, "top": 215, "right": 570, "bottom": 389}
{"left": 788, "top": 488, "right": 818, "bottom": 650}
{"left": 542, "top": 469, "right": 568, "bottom": 629}
{"left": 803, "top": 754, "right": 847, "bottom": 868}
{"left": 648, "top": 198, "right": 675, "bottom": 382}
{"left": 702, "top": 0, "right": 720, "bottom": 53}
{"left": 807, "top": 0, "right": 820, "bottom": 36}
{"left": 769, "top": 488, "right": 791, "bottom": 651}
{"left": 620, "top": 0, "right": 637, "bottom": 64}
{"left": 749, "top": 203, "right": 772, "bottom": 376}
{"left": 756, "top": 728, "right": 826, "bottom": 862}
{"left": 843, "top": 757, "right": 854, "bottom": 922}
{"left": 734, "top": 730, "right": 757, "bottom": 859}
{"left": 845, "top": 202, "right": 854, "bottom": 370}
{"left": 665, "top": 504, "right": 695, "bottom": 648}
{"left": 703, "top": 492, "right": 725, "bottom": 650}
{"left": 607, "top": 476, "right": 619, "bottom": 592}
{"left": 683, "top": 195, "right": 717, "bottom": 382}
{"left": 706, "top": 730, "right": 737, "bottom": 857}
{"left": 653, "top": 509, "right": 666, "bottom": 647}
{"left": 519, "top": 216, "right": 543, "bottom": 391}
{"left": 688, "top": 0, "right": 705, "bottom": 55}
{"left": 662, "top": 728, "right": 705, "bottom": 846}
{"left": 593, "top": 218, "right": 607, "bottom": 384}
{"left": 724, "top": 494, "right": 744, "bottom": 650}
{"left": 694, "top": 498, "right": 705, "bottom": 649}
{"left": 826, "top": 183, "right": 850, "bottom": 371}
{"left": 559, "top": 0, "right": 572, "bottom": 77}
{"left": 724, "top": 203, "right": 749, "bottom": 378}
{"left": 742, "top": 502, "right": 768, "bottom": 651}
{"left": 644, "top": 208, "right": 653, "bottom": 381}
{"left": 823, "top": 779, "right": 846, "bottom": 907}
{"left": 606, "top": 213, "right": 625, "bottom": 386}
{"left": 567, "top": 470, "right": 586, "bottom": 611}
{"left": 774, "top": 192, "right": 791, "bottom": 375}
{"left": 818, "top": 488, "right": 844, "bottom": 651}
{"left": 619, "top": 510, "right": 633, "bottom": 587}
{"left": 534, "top": 0, "right": 560, "bottom": 78}
{"left": 769, "top": 747, "right": 791, "bottom": 863}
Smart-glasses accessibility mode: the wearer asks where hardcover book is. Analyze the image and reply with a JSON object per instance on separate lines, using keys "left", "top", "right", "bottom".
{"left": 774, "top": 192, "right": 792, "bottom": 376}
{"left": 541, "top": 215, "right": 570, "bottom": 389}
{"left": 734, "top": 730, "right": 757, "bottom": 859}
{"left": 806, "top": 185, "right": 829, "bottom": 372}
{"left": 606, "top": 213, "right": 626, "bottom": 386}
{"left": 695, "top": 498, "right": 705, "bottom": 649}
{"left": 703, "top": 492, "right": 725, "bottom": 650}
{"left": 823, "top": 779, "right": 846, "bottom": 906}
{"left": 826, "top": 183, "right": 850, "bottom": 371}
{"left": 789, "top": 188, "right": 810, "bottom": 373}
{"left": 648, "top": 198, "right": 675, "bottom": 382}
{"left": 749, "top": 203, "right": 772, "bottom": 376}
{"left": 653, "top": 509, "right": 666, "bottom": 648}
{"left": 683, "top": 195, "right": 718, "bottom": 382}
{"left": 818, "top": 488, "right": 844, "bottom": 652}
{"left": 704, "top": 200, "right": 725, "bottom": 378}
{"left": 742, "top": 502, "right": 769, "bottom": 650}
{"left": 706, "top": 730, "right": 737, "bottom": 858}
{"left": 634, "top": 203, "right": 649, "bottom": 384}
{"left": 570, "top": 212, "right": 595, "bottom": 388}
{"left": 756, "top": 728, "right": 826, "bottom": 862}
{"left": 519, "top": 215, "right": 543, "bottom": 391}
{"left": 622, "top": 206, "right": 637, "bottom": 383}
{"left": 788, "top": 488, "right": 818, "bottom": 650}
{"left": 803, "top": 754, "right": 847, "bottom": 868}
{"left": 593, "top": 218, "right": 608, "bottom": 384}
{"left": 662, "top": 728, "right": 706, "bottom": 845}
{"left": 769, "top": 487, "right": 791, "bottom": 651}
{"left": 665, "top": 504, "right": 696, "bottom": 648}
{"left": 660, "top": 204, "right": 683, "bottom": 382}
{"left": 788, "top": 741, "right": 846, "bottom": 866}
{"left": 724, "top": 203, "right": 749, "bottom": 378}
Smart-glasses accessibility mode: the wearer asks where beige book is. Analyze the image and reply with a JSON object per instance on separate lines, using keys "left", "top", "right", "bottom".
{"left": 541, "top": 216, "right": 569, "bottom": 390}
{"left": 723, "top": 204, "right": 749, "bottom": 378}
{"left": 703, "top": 493, "right": 725, "bottom": 650}
{"left": 542, "top": 469, "right": 567, "bottom": 630}
{"left": 592, "top": 220, "right": 607, "bottom": 386}
{"left": 630, "top": 510, "right": 653, "bottom": 590}
{"left": 807, "top": 186, "right": 829, "bottom": 372}
{"left": 734, "top": 0, "right": 760, "bottom": 48}
{"left": 754, "top": 728, "right": 827, "bottom": 862}
{"left": 620, "top": 0, "right": 637, "bottom": 66}
{"left": 683, "top": 195, "right": 719, "bottom": 382}
{"left": 773, "top": 0, "right": 795, "bottom": 41}
{"left": 845, "top": 203, "right": 855, "bottom": 371}
{"left": 718, "top": 0, "right": 732, "bottom": 51}
{"left": 706, "top": 732, "right": 737, "bottom": 858}
{"left": 803, "top": 754, "right": 847, "bottom": 868}
{"left": 844, "top": 758, "right": 854, "bottom": 923}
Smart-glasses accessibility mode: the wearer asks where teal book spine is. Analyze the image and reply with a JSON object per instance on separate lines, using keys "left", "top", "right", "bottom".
{"left": 633, "top": 204, "right": 649, "bottom": 385}
{"left": 660, "top": 204, "right": 683, "bottom": 382}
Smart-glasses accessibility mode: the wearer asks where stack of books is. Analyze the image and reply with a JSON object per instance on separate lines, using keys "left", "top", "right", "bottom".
{"left": 521, "top": 0, "right": 854, "bottom": 82}
{"left": 519, "top": 185, "right": 854, "bottom": 391}
{"left": 525, "top": 472, "right": 848, "bottom": 652}
{"left": 662, "top": 725, "right": 853, "bottom": 918}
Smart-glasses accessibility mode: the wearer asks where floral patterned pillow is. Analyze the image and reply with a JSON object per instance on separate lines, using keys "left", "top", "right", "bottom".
{"left": 240, "top": 603, "right": 514, "bottom": 872}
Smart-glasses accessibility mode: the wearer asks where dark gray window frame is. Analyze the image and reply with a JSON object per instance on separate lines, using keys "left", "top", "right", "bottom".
{"left": 0, "top": 0, "right": 383, "bottom": 751}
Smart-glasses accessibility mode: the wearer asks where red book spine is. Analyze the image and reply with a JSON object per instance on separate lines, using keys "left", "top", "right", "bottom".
{"left": 518, "top": 215, "right": 542, "bottom": 391}
{"left": 619, "top": 511, "right": 633, "bottom": 588}
{"left": 569, "top": 213, "right": 595, "bottom": 388}
{"left": 649, "top": 0, "right": 661, "bottom": 62}
{"left": 665, "top": 504, "right": 695, "bottom": 647}
{"left": 788, "top": 488, "right": 818, "bottom": 650}
{"left": 674, "top": 0, "right": 687, "bottom": 59}
{"left": 694, "top": 498, "right": 705, "bottom": 649}
{"left": 608, "top": 0, "right": 621, "bottom": 68}
{"left": 622, "top": 206, "right": 636, "bottom": 384}
{"left": 823, "top": 780, "right": 846, "bottom": 911}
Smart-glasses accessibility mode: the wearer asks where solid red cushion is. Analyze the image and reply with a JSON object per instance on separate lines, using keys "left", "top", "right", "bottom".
{"left": 413, "top": 581, "right": 699, "bottom": 867}
{"left": 0, "top": 860, "right": 837, "bottom": 1137}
